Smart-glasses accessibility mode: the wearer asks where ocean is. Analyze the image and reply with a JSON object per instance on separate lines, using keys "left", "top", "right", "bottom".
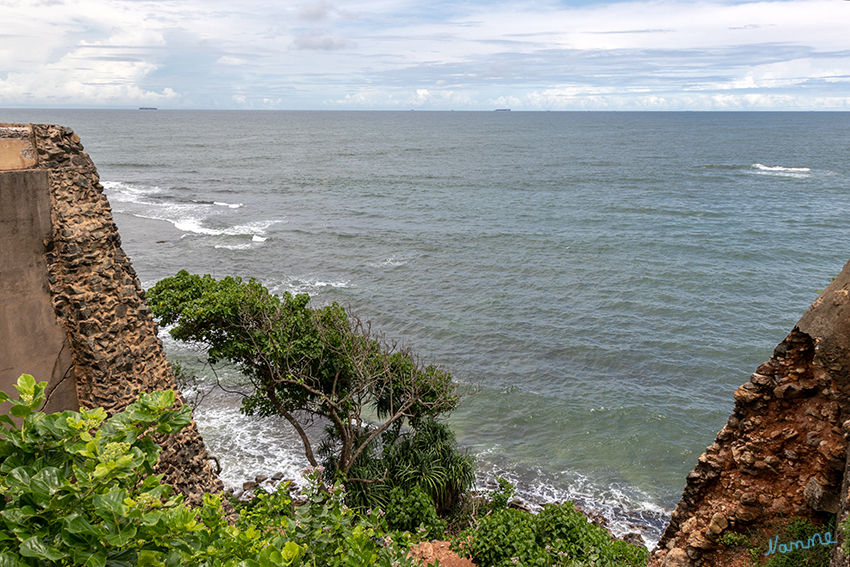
{"left": 3, "top": 109, "right": 849, "bottom": 544}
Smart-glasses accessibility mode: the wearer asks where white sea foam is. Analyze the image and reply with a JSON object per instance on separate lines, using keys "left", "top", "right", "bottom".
{"left": 270, "top": 277, "right": 354, "bottom": 296}
{"left": 214, "top": 243, "right": 253, "bottom": 250}
{"left": 474, "top": 465, "right": 667, "bottom": 548}
{"left": 751, "top": 163, "right": 811, "bottom": 178}
{"left": 752, "top": 163, "right": 810, "bottom": 172}
{"left": 214, "top": 201, "right": 243, "bottom": 209}
{"left": 173, "top": 218, "right": 225, "bottom": 236}
{"left": 102, "top": 180, "right": 164, "bottom": 196}
{"left": 192, "top": 391, "right": 311, "bottom": 492}
{"left": 252, "top": 235, "right": 267, "bottom": 242}
{"left": 368, "top": 257, "right": 408, "bottom": 267}
{"left": 102, "top": 180, "right": 277, "bottom": 240}
{"left": 101, "top": 180, "right": 164, "bottom": 208}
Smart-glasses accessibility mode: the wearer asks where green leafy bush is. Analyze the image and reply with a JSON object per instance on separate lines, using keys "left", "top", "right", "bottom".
{"left": 488, "top": 477, "right": 516, "bottom": 512}
{"left": 0, "top": 374, "right": 208, "bottom": 567}
{"left": 287, "top": 469, "right": 416, "bottom": 566}
{"left": 0, "top": 374, "right": 417, "bottom": 567}
{"left": 464, "top": 508, "right": 548, "bottom": 567}
{"left": 459, "top": 501, "right": 648, "bottom": 567}
{"left": 385, "top": 485, "right": 446, "bottom": 540}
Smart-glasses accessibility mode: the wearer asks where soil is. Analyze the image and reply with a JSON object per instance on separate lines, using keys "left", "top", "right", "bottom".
{"left": 409, "top": 540, "right": 477, "bottom": 567}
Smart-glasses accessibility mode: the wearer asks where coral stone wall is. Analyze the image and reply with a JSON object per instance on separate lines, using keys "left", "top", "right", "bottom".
{"left": 651, "top": 260, "right": 850, "bottom": 567}
{"left": 0, "top": 123, "right": 222, "bottom": 504}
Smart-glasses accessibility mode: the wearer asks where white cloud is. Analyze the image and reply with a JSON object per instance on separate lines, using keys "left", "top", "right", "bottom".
{"left": 0, "top": 0, "right": 848, "bottom": 109}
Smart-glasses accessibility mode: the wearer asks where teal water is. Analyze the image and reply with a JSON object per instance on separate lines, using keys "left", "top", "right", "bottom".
{"left": 4, "top": 109, "right": 849, "bottom": 542}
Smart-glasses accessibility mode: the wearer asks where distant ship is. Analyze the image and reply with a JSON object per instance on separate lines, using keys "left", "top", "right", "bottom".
{"left": 139, "top": 107, "right": 158, "bottom": 110}
{"left": 494, "top": 108, "right": 511, "bottom": 112}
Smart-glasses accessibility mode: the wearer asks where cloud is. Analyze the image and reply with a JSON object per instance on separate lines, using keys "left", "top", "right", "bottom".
{"left": 0, "top": 24, "right": 179, "bottom": 106}
{"left": 292, "top": 29, "right": 356, "bottom": 50}
{"left": 299, "top": 0, "right": 335, "bottom": 21}
{"left": 0, "top": 0, "right": 848, "bottom": 109}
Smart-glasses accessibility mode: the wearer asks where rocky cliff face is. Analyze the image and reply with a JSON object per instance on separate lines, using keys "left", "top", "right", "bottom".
{"left": 651, "top": 261, "right": 850, "bottom": 567}
{"left": 0, "top": 123, "right": 222, "bottom": 504}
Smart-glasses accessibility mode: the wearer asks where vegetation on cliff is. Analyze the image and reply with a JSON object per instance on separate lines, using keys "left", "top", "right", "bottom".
{"left": 147, "top": 271, "right": 474, "bottom": 512}
{"left": 0, "top": 374, "right": 419, "bottom": 567}
{"left": 0, "top": 375, "right": 649, "bottom": 567}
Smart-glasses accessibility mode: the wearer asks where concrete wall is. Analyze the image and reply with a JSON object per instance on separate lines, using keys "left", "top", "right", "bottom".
{"left": 0, "top": 169, "right": 77, "bottom": 415}
{"left": 0, "top": 123, "right": 222, "bottom": 504}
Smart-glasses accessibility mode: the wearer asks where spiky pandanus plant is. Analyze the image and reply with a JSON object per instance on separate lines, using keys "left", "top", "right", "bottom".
{"left": 324, "top": 418, "right": 475, "bottom": 515}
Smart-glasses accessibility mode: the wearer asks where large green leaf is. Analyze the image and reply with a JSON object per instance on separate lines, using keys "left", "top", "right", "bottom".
{"left": 103, "top": 522, "right": 137, "bottom": 547}
{"left": 5, "top": 467, "right": 33, "bottom": 491}
{"left": 64, "top": 512, "right": 103, "bottom": 537}
{"left": 77, "top": 549, "right": 107, "bottom": 567}
{"left": 15, "top": 375, "right": 36, "bottom": 397}
{"left": 94, "top": 489, "right": 129, "bottom": 518}
{"left": 0, "top": 552, "right": 26, "bottom": 567}
{"left": 19, "top": 535, "right": 66, "bottom": 560}
{"left": 30, "top": 467, "right": 65, "bottom": 498}
{"left": 9, "top": 405, "right": 30, "bottom": 419}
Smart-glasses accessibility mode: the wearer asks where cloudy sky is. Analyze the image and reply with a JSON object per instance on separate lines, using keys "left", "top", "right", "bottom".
{"left": 1, "top": 0, "right": 848, "bottom": 110}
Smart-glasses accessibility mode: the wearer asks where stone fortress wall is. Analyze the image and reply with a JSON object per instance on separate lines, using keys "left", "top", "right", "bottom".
{"left": 0, "top": 123, "right": 222, "bottom": 503}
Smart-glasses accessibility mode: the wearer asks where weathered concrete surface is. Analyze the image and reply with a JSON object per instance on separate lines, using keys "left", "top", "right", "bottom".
{"left": 650, "top": 260, "right": 850, "bottom": 567}
{"left": 0, "top": 123, "right": 223, "bottom": 504}
{"left": 0, "top": 170, "right": 77, "bottom": 415}
{"left": 0, "top": 124, "right": 37, "bottom": 171}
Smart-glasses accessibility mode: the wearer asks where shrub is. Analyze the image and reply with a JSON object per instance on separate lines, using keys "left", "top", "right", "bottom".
{"left": 385, "top": 485, "right": 447, "bottom": 540}
{"left": 283, "top": 468, "right": 418, "bottom": 567}
{"left": 0, "top": 374, "right": 418, "bottom": 567}
{"left": 0, "top": 374, "right": 209, "bottom": 567}
{"left": 458, "top": 501, "right": 648, "bottom": 567}
{"left": 488, "top": 477, "right": 516, "bottom": 512}
{"left": 464, "top": 508, "right": 548, "bottom": 567}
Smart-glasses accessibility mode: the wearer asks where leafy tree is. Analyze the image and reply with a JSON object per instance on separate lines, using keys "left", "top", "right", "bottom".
{"left": 148, "top": 271, "right": 463, "bottom": 494}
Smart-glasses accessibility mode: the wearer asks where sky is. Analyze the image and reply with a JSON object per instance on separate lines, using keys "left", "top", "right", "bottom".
{"left": 1, "top": 0, "right": 849, "bottom": 110}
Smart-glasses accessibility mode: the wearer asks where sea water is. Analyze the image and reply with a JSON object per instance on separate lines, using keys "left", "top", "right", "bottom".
{"left": 3, "top": 109, "right": 849, "bottom": 544}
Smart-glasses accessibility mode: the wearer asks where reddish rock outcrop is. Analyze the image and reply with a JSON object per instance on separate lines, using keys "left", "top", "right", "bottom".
{"left": 0, "top": 123, "right": 222, "bottom": 504}
{"left": 650, "top": 261, "right": 850, "bottom": 567}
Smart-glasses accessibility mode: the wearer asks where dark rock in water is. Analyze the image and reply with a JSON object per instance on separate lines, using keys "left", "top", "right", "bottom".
{"left": 271, "top": 472, "right": 284, "bottom": 481}
{"left": 507, "top": 499, "right": 530, "bottom": 513}
{"left": 243, "top": 481, "right": 259, "bottom": 491}
{"left": 587, "top": 509, "right": 609, "bottom": 528}
{"left": 621, "top": 533, "right": 645, "bottom": 547}
{"left": 255, "top": 475, "right": 268, "bottom": 484}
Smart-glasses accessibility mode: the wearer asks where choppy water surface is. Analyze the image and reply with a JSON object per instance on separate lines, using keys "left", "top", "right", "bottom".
{"left": 4, "top": 109, "right": 849, "bottom": 544}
